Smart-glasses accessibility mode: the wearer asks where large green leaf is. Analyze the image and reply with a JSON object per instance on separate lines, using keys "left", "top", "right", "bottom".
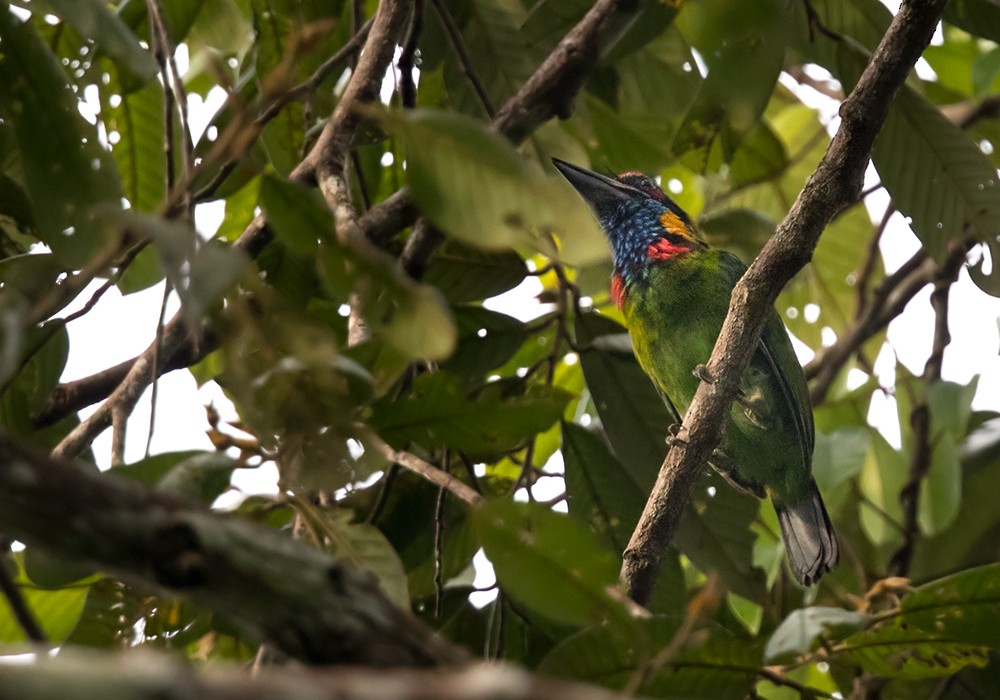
{"left": 34, "top": 0, "right": 157, "bottom": 91}
{"left": 251, "top": 0, "right": 304, "bottom": 176}
{"left": 673, "top": 0, "right": 789, "bottom": 160}
{"left": 0, "top": 9, "right": 123, "bottom": 268}
{"left": 100, "top": 68, "right": 166, "bottom": 214}
{"left": 563, "top": 421, "right": 646, "bottom": 552}
{"left": 944, "top": 0, "right": 1000, "bottom": 44}
{"left": 561, "top": 421, "right": 686, "bottom": 614}
{"left": 836, "top": 563, "right": 1000, "bottom": 679}
{"left": 376, "top": 109, "right": 607, "bottom": 266}
{"left": 369, "top": 372, "right": 571, "bottom": 455}
{"left": 858, "top": 430, "right": 908, "bottom": 548}
{"left": 422, "top": 243, "right": 528, "bottom": 303}
{"left": 473, "top": 500, "right": 627, "bottom": 628}
{"left": 541, "top": 618, "right": 762, "bottom": 699}
{"left": 442, "top": 307, "right": 529, "bottom": 384}
{"left": 872, "top": 86, "right": 1000, "bottom": 289}
{"left": 0, "top": 555, "right": 95, "bottom": 644}
{"left": 917, "top": 379, "right": 979, "bottom": 536}
{"left": 765, "top": 606, "right": 868, "bottom": 663}
{"left": 438, "top": 0, "right": 537, "bottom": 117}
{"left": 316, "top": 508, "right": 410, "bottom": 611}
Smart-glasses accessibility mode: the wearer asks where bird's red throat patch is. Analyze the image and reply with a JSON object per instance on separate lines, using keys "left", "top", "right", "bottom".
{"left": 646, "top": 238, "right": 690, "bottom": 260}
{"left": 611, "top": 274, "right": 626, "bottom": 310}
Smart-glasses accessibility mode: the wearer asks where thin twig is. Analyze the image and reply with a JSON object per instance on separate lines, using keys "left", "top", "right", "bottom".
{"left": 399, "top": 0, "right": 424, "bottom": 109}
{"left": 365, "top": 433, "right": 484, "bottom": 507}
{"left": 807, "top": 242, "right": 970, "bottom": 406}
{"left": 433, "top": 449, "right": 448, "bottom": 617}
{"left": 854, "top": 205, "right": 894, "bottom": 319}
{"left": 429, "top": 0, "right": 495, "bottom": 118}
{"left": 0, "top": 542, "right": 47, "bottom": 644}
{"left": 888, "top": 257, "right": 959, "bottom": 577}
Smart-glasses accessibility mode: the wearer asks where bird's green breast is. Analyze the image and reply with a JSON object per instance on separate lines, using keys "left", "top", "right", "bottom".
{"left": 618, "top": 249, "right": 815, "bottom": 501}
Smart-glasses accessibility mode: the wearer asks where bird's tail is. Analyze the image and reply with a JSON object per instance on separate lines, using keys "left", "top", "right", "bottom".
{"left": 775, "top": 482, "right": 839, "bottom": 586}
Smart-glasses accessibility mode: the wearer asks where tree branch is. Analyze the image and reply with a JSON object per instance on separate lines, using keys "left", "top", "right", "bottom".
{"left": 806, "top": 242, "right": 969, "bottom": 406}
{"left": 620, "top": 0, "right": 949, "bottom": 605}
{"left": 365, "top": 432, "right": 484, "bottom": 507}
{"left": 887, "top": 258, "right": 959, "bottom": 577}
{"left": 0, "top": 650, "right": 635, "bottom": 700}
{"left": 0, "top": 432, "right": 466, "bottom": 666}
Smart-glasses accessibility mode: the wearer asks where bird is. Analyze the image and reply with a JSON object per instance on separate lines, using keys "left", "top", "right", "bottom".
{"left": 553, "top": 158, "right": 838, "bottom": 586}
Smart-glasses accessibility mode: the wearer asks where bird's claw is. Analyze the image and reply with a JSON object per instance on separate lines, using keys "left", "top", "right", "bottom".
{"left": 666, "top": 423, "right": 688, "bottom": 447}
{"left": 693, "top": 363, "right": 714, "bottom": 384}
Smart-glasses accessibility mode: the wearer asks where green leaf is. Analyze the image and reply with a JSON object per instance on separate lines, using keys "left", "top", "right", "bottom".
{"left": 100, "top": 71, "right": 166, "bottom": 213}
{"left": 699, "top": 209, "right": 776, "bottom": 267}
{"left": 562, "top": 421, "right": 686, "bottom": 614}
{"left": 542, "top": 619, "right": 762, "bottom": 699}
{"left": 251, "top": 0, "right": 304, "bottom": 175}
{"left": 317, "top": 509, "right": 410, "bottom": 610}
{"left": 156, "top": 453, "right": 240, "bottom": 503}
{"left": 35, "top": 0, "right": 157, "bottom": 91}
{"left": 728, "top": 121, "right": 788, "bottom": 187}
{"left": 673, "top": 0, "right": 788, "bottom": 159}
{"left": 216, "top": 177, "right": 262, "bottom": 242}
{"left": 872, "top": 87, "right": 1000, "bottom": 279}
{"left": 563, "top": 421, "right": 647, "bottom": 552}
{"left": 473, "top": 500, "right": 626, "bottom": 628}
{"left": 189, "top": 0, "right": 251, "bottom": 55}
{"left": 380, "top": 284, "right": 457, "bottom": 364}
{"left": 442, "top": 307, "right": 529, "bottom": 383}
{"left": 858, "top": 430, "right": 908, "bottom": 547}
{"left": 375, "top": 109, "right": 606, "bottom": 266}
{"left": 0, "top": 555, "right": 94, "bottom": 643}
{"left": 916, "top": 379, "right": 979, "bottom": 536}
{"left": 765, "top": 606, "right": 868, "bottom": 663}
{"left": 944, "top": 0, "right": 1000, "bottom": 44}
{"left": 64, "top": 577, "right": 140, "bottom": 648}
{"left": 0, "top": 323, "right": 69, "bottom": 434}
{"left": 0, "top": 9, "right": 123, "bottom": 268}
{"left": 22, "top": 547, "right": 96, "bottom": 590}
{"left": 837, "top": 563, "right": 1000, "bottom": 678}
{"left": 438, "top": 0, "right": 537, "bottom": 117}
{"left": 423, "top": 243, "right": 528, "bottom": 303}
{"left": 259, "top": 174, "right": 330, "bottom": 255}
{"left": 585, "top": 94, "right": 675, "bottom": 174}
{"left": 369, "top": 372, "right": 571, "bottom": 455}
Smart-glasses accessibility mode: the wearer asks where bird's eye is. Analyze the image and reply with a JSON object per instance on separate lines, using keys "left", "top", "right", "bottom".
{"left": 617, "top": 173, "right": 669, "bottom": 204}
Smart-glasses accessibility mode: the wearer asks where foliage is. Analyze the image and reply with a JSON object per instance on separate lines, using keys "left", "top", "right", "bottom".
{"left": 1, "top": 0, "right": 1000, "bottom": 697}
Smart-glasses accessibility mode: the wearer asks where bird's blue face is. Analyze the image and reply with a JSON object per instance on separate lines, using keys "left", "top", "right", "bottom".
{"left": 597, "top": 195, "right": 672, "bottom": 274}
{"left": 552, "top": 159, "right": 703, "bottom": 282}
{"left": 589, "top": 173, "right": 701, "bottom": 274}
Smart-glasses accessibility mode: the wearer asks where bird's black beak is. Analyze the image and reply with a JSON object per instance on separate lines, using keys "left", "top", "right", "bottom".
{"left": 552, "top": 158, "right": 639, "bottom": 214}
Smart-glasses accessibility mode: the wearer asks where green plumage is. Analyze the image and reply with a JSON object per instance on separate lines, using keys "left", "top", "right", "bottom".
{"left": 624, "top": 250, "right": 814, "bottom": 501}
{"left": 554, "top": 158, "right": 838, "bottom": 586}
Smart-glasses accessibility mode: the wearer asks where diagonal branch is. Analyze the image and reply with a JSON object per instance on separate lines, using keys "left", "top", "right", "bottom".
{"left": 1, "top": 432, "right": 466, "bottom": 666}
{"left": 620, "top": 0, "right": 950, "bottom": 605}
{"left": 887, "top": 256, "right": 960, "bottom": 577}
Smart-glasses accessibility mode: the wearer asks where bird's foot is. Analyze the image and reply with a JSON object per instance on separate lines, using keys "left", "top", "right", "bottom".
{"left": 693, "top": 363, "right": 714, "bottom": 384}
{"left": 666, "top": 423, "right": 688, "bottom": 447}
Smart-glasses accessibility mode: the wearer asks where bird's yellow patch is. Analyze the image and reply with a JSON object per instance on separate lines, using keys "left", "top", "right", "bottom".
{"left": 660, "top": 210, "right": 691, "bottom": 239}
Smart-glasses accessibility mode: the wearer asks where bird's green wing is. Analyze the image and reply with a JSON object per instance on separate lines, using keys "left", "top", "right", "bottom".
{"left": 717, "top": 252, "right": 815, "bottom": 455}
